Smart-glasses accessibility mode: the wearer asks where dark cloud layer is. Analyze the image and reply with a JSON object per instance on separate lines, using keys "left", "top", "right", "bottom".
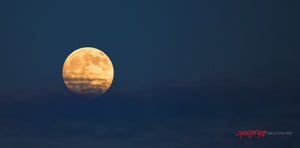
{"left": 0, "top": 84, "right": 299, "bottom": 148}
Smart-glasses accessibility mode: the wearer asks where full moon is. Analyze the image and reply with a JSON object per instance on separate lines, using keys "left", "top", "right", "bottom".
{"left": 62, "top": 47, "right": 114, "bottom": 96}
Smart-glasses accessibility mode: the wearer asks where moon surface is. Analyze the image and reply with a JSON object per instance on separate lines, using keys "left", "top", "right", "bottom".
{"left": 62, "top": 47, "right": 114, "bottom": 96}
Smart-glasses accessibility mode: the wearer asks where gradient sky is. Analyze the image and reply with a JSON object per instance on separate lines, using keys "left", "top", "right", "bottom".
{"left": 0, "top": 0, "right": 299, "bottom": 147}
{"left": 1, "top": 0, "right": 300, "bottom": 92}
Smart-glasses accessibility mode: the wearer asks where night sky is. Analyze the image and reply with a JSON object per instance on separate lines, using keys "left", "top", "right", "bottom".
{"left": 0, "top": 0, "right": 299, "bottom": 147}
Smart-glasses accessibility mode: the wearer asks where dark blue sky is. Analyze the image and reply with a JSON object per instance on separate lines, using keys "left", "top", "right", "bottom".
{"left": 1, "top": 0, "right": 299, "bottom": 92}
{"left": 0, "top": 0, "right": 299, "bottom": 147}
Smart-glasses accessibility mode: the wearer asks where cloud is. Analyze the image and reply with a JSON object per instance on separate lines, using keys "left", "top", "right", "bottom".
{"left": 0, "top": 84, "right": 299, "bottom": 147}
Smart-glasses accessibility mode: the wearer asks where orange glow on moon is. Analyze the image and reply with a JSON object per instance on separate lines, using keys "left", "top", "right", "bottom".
{"left": 62, "top": 47, "right": 114, "bottom": 96}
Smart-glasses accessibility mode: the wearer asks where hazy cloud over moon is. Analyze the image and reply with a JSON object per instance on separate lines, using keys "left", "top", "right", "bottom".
{"left": 63, "top": 47, "right": 114, "bottom": 96}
